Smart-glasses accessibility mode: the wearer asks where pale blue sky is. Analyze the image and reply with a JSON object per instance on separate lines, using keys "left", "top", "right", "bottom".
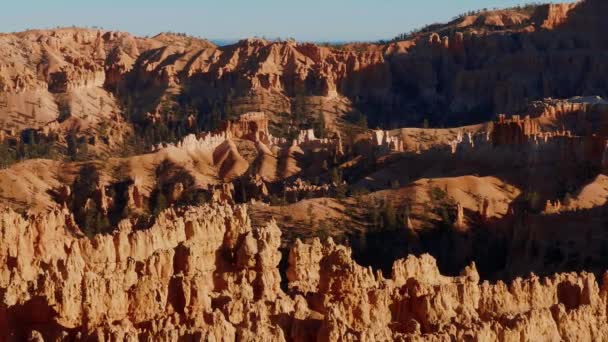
{"left": 2, "top": 0, "right": 572, "bottom": 42}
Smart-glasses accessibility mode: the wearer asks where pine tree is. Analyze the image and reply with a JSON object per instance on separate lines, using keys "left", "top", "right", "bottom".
{"left": 0, "top": 141, "right": 15, "bottom": 168}
{"left": 315, "top": 110, "right": 326, "bottom": 139}
{"left": 152, "top": 192, "right": 168, "bottom": 216}
{"left": 330, "top": 167, "right": 342, "bottom": 184}
{"left": 368, "top": 198, "right": 381, "bottom": 231}
{"left": 66, "top": 132, "right": 78, "bottom": 161}
{"left": 382, "top": 199, "right": 397, "bottom": 230}
{"left": 307, "top": 203, "right": 314, "bottom": 227}
{"left": 240, "top": 181, "right": 248, "bottom": 203}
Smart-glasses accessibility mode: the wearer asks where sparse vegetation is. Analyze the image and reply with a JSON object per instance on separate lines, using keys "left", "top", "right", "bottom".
{"left": 345, "top": 109, "right": 368, "bottom": 129}
{"left": 392, "top": 2, "right": 546, "bottom": 42}
{"left": 0, "top": 130, "right": 60, "bottom": 168}
{"left": 71, "top": 165, "right": 112, "bottom": 237}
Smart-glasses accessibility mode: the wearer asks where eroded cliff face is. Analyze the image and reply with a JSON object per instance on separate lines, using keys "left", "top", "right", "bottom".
{"left": 4, "top": 3, "right": 608, "bottom": 340}
{"left": 126, "top": 0, "right": 608, "bottom": 130}
{"left": 2, "top": 203, "right": 608, "bottom": 341}
{"left": 0, "top": 204, "right": 287, "bottom": 340}
{"left": 1, "top": 0, "right": 606, "bottom": 137}
{"left": 122, "top": 0, "right": 608, "bottom": 128}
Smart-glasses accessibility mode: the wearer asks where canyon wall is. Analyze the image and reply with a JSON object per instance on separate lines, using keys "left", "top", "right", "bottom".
{"left": 2, "top": 203, "right": 608, "bottom": 341}
{"left": 1, "top": 1, "right": 607, "bottom": 136}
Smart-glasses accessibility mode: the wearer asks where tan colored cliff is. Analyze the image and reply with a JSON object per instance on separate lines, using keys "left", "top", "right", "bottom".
{"left": 222, "top": 112, "right": 270, "bottom": 142}
{"left": 534, "top": 3, "right": 579, "bottom": 29}
{"left": 2, "top": 202, "right": 608, "bottom": 341}
{"left": 491, "top": 114, "right": 540, "bottom": 145}
{"left": 1, "top": 0, "right": 600, "bottom": 138}
{"left": 0, "top": 204, "right": 290, "bottom": 340}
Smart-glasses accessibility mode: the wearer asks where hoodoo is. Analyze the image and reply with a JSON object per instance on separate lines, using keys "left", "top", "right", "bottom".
{"left": 2, "top": 0, "right": 608, "bottom": 340}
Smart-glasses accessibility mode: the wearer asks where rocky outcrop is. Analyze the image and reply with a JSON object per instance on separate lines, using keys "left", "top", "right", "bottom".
{"left": 523, "top": 96, "right": 605, "bottom": 120}
{"left": 3, "top": 203, "right": 608, "bottom": 340}
{"left": 287, "top": 237, "right": 608, "bottom": 341}
{"left": 283, "top": 178, "right": 334, "bottom": 203}
{"left": 449, "top": 130, "right": 477, "bottom": 154}
{"left": 222, "top": 112, "right": 270, "bottom": 143}
{"left": 209, "top": 182, "right": 236, "bottom": 203}
{"left": 544, "top": 199, "right": 562, "bottom": 214}
{"left": 491, "top": 114, "right": 540, "bottom": 145}
{"left": 0, "top": 204, "right": 290, "bottom": 340}
{"left": 158, "top": 131, "right": 228, "bottom": 154}
{"left": 455, "top": 202, "right": 465, "bottom": 228}
{"left": 158, "top": 117, "right": 342, "bottom": 183}
{"left": 291, "top": 129, "right": 343, "bottom": 156}
{"left": 371, "top": 130, "right": 404, "bottom": 153}
{"left": 0, "top": 28, "right": 211, "bottom": 133}
{"left": 534, "top": 3, "right": 579, "bottom": 30}
{"left": 126, "top": 180, "right": 144, "bottom": 210}
{"left": 214, "top": 139, "right": 250, "bottom": 181}
{"left": 157, "top": 132, "right": 251, "bottom": 181}
{"left": 1, "top": 1, "right": 608, "bottom": 136}
{"left": 233, "top": 174, "right": 270, "bottom": 202}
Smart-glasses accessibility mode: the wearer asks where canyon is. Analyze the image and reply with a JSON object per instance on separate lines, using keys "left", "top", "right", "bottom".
{"left": 2, "top": 0, "right": 608, "bottom": 340}
{"left": 0, "top": 1, "right": 603, "bottom": 140}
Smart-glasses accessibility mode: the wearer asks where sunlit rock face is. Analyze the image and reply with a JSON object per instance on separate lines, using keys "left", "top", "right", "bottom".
{"left": 1, "top": 203, "right": 608, "bottom": 341}
{"left": 2, "top": 1, "right": 608, "bottom": 134}
{"left": 3, "top": 1, "right": 608, "bottom": 341}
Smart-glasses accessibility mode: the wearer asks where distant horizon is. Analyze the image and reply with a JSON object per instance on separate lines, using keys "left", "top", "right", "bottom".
{"left": 1, "top": 28, "right": 397, "bottom": 45}
{"left": 2, "top": 0, "right": 575, "bottom": 42}
{"left": 1, "top": 26, "right": 385, "bottom": 45}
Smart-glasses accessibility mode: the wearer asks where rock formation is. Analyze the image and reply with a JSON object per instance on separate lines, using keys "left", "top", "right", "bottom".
{"left": 233, "top": 175, "right": 271, "bottom": 202}
{"left": 4, "top": 3, "right": 608, "bottom": 340}
{"left": 3, "top": 203, "right": 608, "bottom": 340}
{"left": 291, "top": 129, "right": 342, "bottom": 156}
{"left": 157, "top": 112, "right": 343, "bottom": 183}
{"left": 222, "top": 112, "right": 270, "bottom": 143}
{"left": 535, "top": 3, "right": 579, "bottom": 29}
{"left": 544, "top": 199, "right": 562, "bottom": 214}
{"left": 371, "top": 130, "right": 404, "bottom": 153}
{"left": 283, "top": 178, "right": 334, "bottom": 203}
{"left": 455, "top": 202, "right": 465, "bottom": 228}
{"left": 491, "top": 114, "right": 541, "bottom": 145}
{"left": 126, "top": 181, "right": 144, "bottom": 211}
{"left": 158, "top": 131, "right": 228, "bottom": 154}
{"left": 2, "top": 0, "right": 607, "bottom": 138}
{"left": 0, "top": 204, "right": 290, "bottom": 340}
{"left": 208, "top": 182, "right": 236, "bottom": 204}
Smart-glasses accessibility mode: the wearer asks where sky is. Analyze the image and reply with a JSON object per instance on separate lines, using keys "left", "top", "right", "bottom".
{"left": 1, "top": 0, "right": 573, "bottom": 42}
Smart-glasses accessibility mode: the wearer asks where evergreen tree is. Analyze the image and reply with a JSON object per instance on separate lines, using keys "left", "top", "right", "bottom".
{"left": 315, "top": 111, "right": 327, "bottom": 139}
{"left": 240, "top": 181, "right": 248, "bottom": 203}
{"left": 66, "top": 132, "right": 78, "bottom": 161}
{"left": 381, "top": 199, "right": 397, "bottom": 230}
{"left": 223, "top": 91, "right": 236, "bottom": 121}
{"left": 152, "top": 191, "right": 168, "bottom": 216}
{"left": 0, "top": 141, "right": 15, "bottom": 168}
{"left": 307, "top": 203, "right": 314, "bottom": 226}
{"left": 82, "top": 201, "right": 110, "bottom": 237}
{"left": 330, "top": 167, "right": 342, "bottom": 184}
{"left": 76, "top": 141, "right": 89, "bottom": 161}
